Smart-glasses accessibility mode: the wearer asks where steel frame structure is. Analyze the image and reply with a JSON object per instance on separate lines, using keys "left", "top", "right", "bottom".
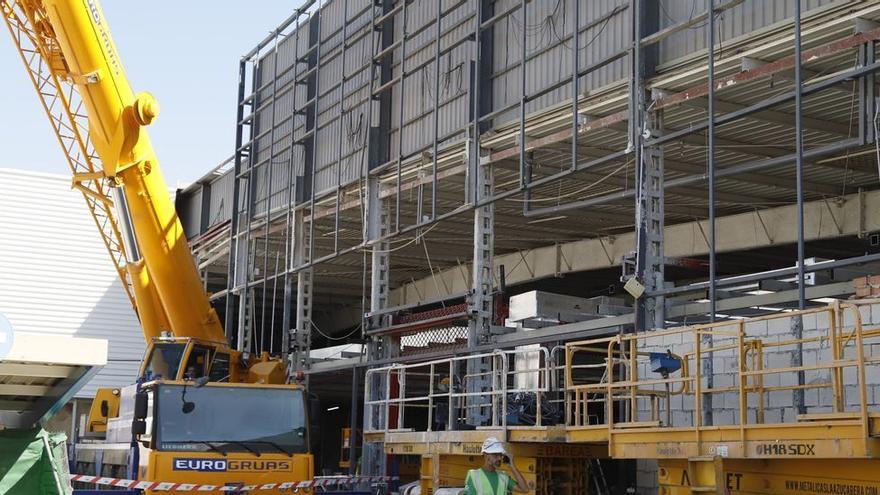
{"left": 208, "top": 0, "right": 880, "bottom": 480}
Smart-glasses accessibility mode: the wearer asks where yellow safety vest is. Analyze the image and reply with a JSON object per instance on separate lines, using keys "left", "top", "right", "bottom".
{"left": 467, "top": 468, "right": 511, "bottom": 495}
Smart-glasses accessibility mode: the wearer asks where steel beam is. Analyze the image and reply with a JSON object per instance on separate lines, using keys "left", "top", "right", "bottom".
{"left": 394, "top": 186, "right": 880, "bottom": 306}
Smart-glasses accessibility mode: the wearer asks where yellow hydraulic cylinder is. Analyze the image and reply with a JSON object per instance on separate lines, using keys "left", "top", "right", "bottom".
{"left": 40, "top": 0, "right": 226, "bottom": 344}
{"left": 126, "top": 260, "right": 170, "bottom": 341}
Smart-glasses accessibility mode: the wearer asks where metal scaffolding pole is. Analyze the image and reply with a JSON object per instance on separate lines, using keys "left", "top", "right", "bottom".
{"left": 307, "top": 8, "right": 323, "bottom": 270}
{"left": 293, "top": 208, "right": 313, "bottom": 376}
{"left": 364, "top": 175, "right": 391, "bottom": 476}
{"left": 793, "top": 0, "right": 806, "bottom": 414}
{"left": 225, "top": 58, "right": 249, "bottom": 344}
{"left": 430, "top": 0, "right": 442, "bottom": 219}
{"left": 394, "top": 0, "right": 409, "bottom": 232}
{"left": 570, "top": 0, "right": 580, "bottom": 172}
{"left": 237, "top": 56, "right": 261, "bottom": 355}
{"left": 518, "top": 0, "right": 527, "bottom": 190}
{"left": 281, "top": 14, "right": 305, "bottom": 367}
{"left": 362, "top": 1, "right": 393, "bottom": 476}
{"left": 703, "top": 0, "right": 716, "bottom": 427}
{"left": 333, "top": 0, "right": 350, "bottom": 255}
{"left": 259, "top": 32, "right": 283, "bottom": 355}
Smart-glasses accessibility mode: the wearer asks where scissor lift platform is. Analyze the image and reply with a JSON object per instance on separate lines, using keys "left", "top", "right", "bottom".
{"left": 366, "top": 301, "right": 880, "bottom": 494}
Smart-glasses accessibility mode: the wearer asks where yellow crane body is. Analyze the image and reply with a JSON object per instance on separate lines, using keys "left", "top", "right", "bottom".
{"left": 38, "top": 0, "right": 225, "bottom": 344}
{"left": 1, "top": 0, "right": 311, "bottom": 492}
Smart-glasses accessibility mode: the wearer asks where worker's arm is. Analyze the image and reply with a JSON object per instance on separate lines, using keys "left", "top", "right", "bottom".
{"left": 506, "top": 455, "right": 530, "bottom": 493}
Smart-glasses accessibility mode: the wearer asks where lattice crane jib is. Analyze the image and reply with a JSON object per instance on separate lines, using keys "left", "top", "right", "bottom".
{"left": 2, "top": 0, "right": 135, "bottom": 309}
{"left": 3, "top": 0, "right": 227, "bottom": 346}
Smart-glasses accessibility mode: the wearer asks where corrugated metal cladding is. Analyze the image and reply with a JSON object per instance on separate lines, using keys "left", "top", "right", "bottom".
{"left": 177, "top": 187, "right": 201, "bottom": 236}
{"left": 178, "top": 0, "right": 843, "bottom": 235}
{"left": 0, "top": 169, "right": 145, "bottom": 398}
{"left": 656, "top": 0, "right": 839, "bottom": 65}
{"left": 492, "top": 0, "right": 631, "bottom": 126}
{"left": 389, "top": 0, "right": 474, "bottom": 158}
{"left": 177, "top": 168, "right": 234, "bottom": 238}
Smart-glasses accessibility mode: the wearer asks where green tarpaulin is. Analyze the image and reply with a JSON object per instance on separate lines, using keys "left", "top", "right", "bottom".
{"left": 0, "top": 428, "right": 71, "bottom": 495}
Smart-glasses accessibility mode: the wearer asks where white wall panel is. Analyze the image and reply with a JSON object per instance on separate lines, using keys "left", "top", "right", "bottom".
{"left": 0, "top": 169, "right": 145, "bottom": 398}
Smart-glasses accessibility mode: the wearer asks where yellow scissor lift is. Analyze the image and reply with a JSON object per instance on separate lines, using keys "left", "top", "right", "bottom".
{"left": 366, "top": 300, "right": 880, "bottom": 494}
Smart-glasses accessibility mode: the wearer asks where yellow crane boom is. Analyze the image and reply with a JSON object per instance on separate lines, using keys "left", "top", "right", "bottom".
{"left": 3, "top": 3, "right": 312, "bottom": 493}
{"left": 3, "top": 0, "right": 224, "bottom": 345}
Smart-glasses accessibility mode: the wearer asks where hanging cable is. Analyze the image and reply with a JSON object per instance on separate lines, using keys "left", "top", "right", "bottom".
{"left": 421, "top": 236, "right": 447, "bottom": 307}
{"left": 310, "top": 321, "right": 363, "bottom": 341}
{"left": 506, "top": 158, "right": 633, "bottom": 203}
{"left": 874, "top": 104, "right": 880, "bottom": 184}
{"left": 365, "top": 222, "right": 441, "bottom": 254}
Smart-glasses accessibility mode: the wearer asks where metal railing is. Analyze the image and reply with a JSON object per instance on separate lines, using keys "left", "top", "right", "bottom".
{"left": 365, "top": 301, "right": 880, "bottom": 448}
{"left": 564, "top": 301, "right": 880, "bottom": 440}
{"left": 364, "top": 347, "right": 552, "bottom": 434}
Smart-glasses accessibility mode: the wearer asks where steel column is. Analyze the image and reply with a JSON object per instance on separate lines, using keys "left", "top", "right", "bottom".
{"left": 704, "top": 0, "right": 716, "bottom": 427}
{"left": 225, "top": 59, "right": 249, "bottom": 344}
{"left": 793, "top": 0, "right": 806, "bottom": 414}
{"left": 628, "top": 0, "right": 662, "bottom": 335}
{"left": 281, "top": 10, "right": 306, "bottom": 365}
{"left": 467, "top": 141, "right": 494, "bottom": 425}
{"left": 292, "top": 209, "right": 313, "bottom": 376}
{"left": 259, "top": 32, "right": 284, "bottom": 355}
{"left": 364, "top": 173, "right": 391, "bottom": 476}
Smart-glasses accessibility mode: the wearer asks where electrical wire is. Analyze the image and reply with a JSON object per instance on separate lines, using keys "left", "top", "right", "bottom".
{"left": 548, "top": 2, "right": 622, "bottom": 52}
{"left": 310, "top": 321, "right": 363, "bottom": 341}
{"left": 421, "top": 236, "right": 447, "bottom": 308}
{"left": 658, "top": 0, "right": 725, "bottom": 32}
{"left": 874, "top": 104, "right": 880, "bottom": 184}
{"left": 364, "top": 221, "right": 441, "bottom": 254}
{"left": 840, "top": 59, "right": 860, "bottom": 197}
{"left": 506, "top": 158, "right": 633, "bottom": 203}
{"left": 658, "top": 0, "right": 699, "bottom": 28}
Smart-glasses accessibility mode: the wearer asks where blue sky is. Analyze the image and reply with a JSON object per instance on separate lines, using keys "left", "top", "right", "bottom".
{"left": 1, "top": 1, "right": 300, "bottom": 187}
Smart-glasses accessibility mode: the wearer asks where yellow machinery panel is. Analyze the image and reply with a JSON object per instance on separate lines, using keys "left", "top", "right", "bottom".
{"left": 368, "top": 302, "right": 880, "bottom": 495}
{"left": 416, "top": 452, "right": 594, "bottom": 495}
{"left": 145, "top": 450, "right": 314, "bottom": 495}
{"left": 85, "top": 387, "right": 119, "bottom": 433}
{"left": 658, "top": 458, "right": 880, "bottom": 495}
{"left": 420, "top": 454, "right": 539, "bottom": 495}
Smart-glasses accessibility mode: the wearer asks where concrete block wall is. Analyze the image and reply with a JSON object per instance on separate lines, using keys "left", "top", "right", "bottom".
{"left": 630, "top": 302, "right": 880, "bottom": 494}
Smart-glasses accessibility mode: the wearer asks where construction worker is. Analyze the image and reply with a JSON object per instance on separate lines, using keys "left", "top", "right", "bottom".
{"left": 463, "top": 437, "right": 529, "bottom": 494}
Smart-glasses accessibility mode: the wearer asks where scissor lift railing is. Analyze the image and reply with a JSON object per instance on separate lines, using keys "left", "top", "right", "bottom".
{"left": 367, "top": 302, "right": 880, "bottom": 493}
{"left": 367, "top": 301, "right": 880, "bottom": 447}
{"left": 364, "top": 347, "right": 553, "bottom": 436}
{"left": 564, "top": 301, "right": 880, "bottom": 460}
{"left": 365, "top": 347, "right": 601, "bottom": 495}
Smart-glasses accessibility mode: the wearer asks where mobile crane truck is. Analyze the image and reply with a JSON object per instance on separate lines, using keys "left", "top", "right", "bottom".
{"left": 2, "top": 0, "right": 314, "bottom": 492}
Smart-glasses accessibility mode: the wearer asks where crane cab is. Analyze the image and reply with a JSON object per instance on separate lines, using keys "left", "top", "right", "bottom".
{"left": 140, "top": 335, "right": 287, "bottom": 385}
{"left": 87, "top": 337, "right": 285, "bottom": 437}
{"left": 132, "top": 380, "right": 313, "bottom": 493}
{"left": 139, "top": 336, "right": 239, "bottom": 383}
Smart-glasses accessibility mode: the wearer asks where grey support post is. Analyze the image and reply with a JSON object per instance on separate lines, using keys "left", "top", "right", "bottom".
{"left": 363, "top": 176, "right": 391, "bottom": 476}
{"left": 466, "top": 134, "right": 495, "bottom": 426}
{"left": 641, "top": 98, "right": 666, "bottom": 331}
{"left": 290, "top": 208, "right": 313, "bottom": 378}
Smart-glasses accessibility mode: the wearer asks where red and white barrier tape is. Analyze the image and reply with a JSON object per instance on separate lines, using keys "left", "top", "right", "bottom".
{"left": 69, "top": 474, "right": 398, "bottom": 492}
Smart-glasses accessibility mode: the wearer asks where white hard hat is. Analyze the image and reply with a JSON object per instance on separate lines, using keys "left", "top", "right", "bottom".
{"left": 480, "top": 437, "right": 506, "bottom": 455}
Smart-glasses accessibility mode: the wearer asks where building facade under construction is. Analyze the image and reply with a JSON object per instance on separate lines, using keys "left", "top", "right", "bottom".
{"left": 174, "top": 0, "right": 880, "bottom": 491}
